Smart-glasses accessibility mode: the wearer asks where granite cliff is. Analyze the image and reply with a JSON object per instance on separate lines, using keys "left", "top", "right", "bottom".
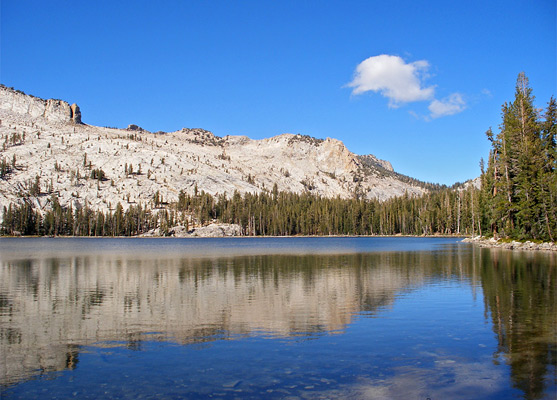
{"left": 0, "top": 85, "right": 81, "bottom": 125}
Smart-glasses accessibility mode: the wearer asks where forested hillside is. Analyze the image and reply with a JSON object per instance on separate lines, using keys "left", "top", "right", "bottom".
{"left": 1, "top": 73, "right": 555, "bottom": 240}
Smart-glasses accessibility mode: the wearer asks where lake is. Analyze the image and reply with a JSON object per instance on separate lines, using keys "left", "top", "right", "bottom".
{"left": 0, "top": 237, "right": 555, "bottom": 399}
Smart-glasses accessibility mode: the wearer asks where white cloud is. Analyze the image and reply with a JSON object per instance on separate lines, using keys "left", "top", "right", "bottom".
{"left": 428, "top": 93, "right": 466, "bottom": 119}
{"left": 347, "top": 54, "right": 468, "bottom": 119}
{"left": 346, "top": 54, "right": 435, "bottom": 107}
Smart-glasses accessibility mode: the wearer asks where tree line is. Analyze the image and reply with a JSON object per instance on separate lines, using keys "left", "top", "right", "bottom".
{"left": 1, "top": 196, "right": 159, "bottom": 237}
{"left": 1, "top": 184, "right": 480, "bottom": 237}
{"left": 177, "top": 184, "right": 481, "bottom": 236}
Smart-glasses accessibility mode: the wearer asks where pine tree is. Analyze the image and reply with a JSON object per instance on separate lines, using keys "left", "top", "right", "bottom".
{"left": 511, "top": 73, "right": 542, "bottom": 238}
{"left": 480, "top": 72, "right": 555, "bottom": 241}
{"left": 539, "top": 97, "right": 557, "bottom": 240}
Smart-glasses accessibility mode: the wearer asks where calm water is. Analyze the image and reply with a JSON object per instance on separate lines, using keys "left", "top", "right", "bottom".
{"left": 0, "top": 237, "right": 554, "bottom": 399}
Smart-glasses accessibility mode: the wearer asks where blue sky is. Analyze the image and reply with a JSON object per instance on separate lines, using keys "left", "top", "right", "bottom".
{"left": 1, "top": 1, "right": 555, "bottom": 185}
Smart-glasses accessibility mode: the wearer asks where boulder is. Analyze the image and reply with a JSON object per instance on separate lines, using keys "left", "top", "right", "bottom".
{"left": 189, "top": 223, "right": 242, "bottom": 237}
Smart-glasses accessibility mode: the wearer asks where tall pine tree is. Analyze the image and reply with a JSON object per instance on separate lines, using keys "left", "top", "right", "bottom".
{"left": 481, "top": 72, "right": 555, "bottom": 241}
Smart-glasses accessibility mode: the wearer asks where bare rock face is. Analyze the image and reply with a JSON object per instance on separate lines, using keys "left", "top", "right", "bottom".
{"left": 319, "top": 137, "right": 360, "bottom": 175}
{"left": 187, "top": 223, "right": 243, "bottom": 237}
{"left": 144, "top": 224, "right": 243, "bottom": 237}
{"left": 70, "top": 103, "right": 81, "bottom": 124}
{"left": 358, "top": 154, "right": 394, "bottom": 172}
{"left": 44, "top": 99, "right": 72, "bottom": 124}
{"left": 0, "top": 86, "right": 48, "bottom": 119}
{"left": 0, "top": 85, "right": 80, "bottom": 124}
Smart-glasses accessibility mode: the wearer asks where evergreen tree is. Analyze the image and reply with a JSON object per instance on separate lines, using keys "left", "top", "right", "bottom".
{"left": 480, "top": 72, "right": 555, "bottom": 241}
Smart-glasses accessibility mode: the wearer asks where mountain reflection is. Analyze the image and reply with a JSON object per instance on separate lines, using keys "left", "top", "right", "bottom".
{"left": 0, "top": 249, "right": 466, "bottom": 386}
{"left": 0, "top": 243, "right": 554, "bottom": 400}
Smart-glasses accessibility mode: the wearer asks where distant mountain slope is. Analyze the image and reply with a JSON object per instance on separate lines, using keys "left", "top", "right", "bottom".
{"left": 0, "top": 85, "right": 429, "bottom": 215}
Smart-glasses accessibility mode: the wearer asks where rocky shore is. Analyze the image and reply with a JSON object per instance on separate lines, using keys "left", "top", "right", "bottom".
{"left": 462, "top": 236, "right": 557, "bottom": 251}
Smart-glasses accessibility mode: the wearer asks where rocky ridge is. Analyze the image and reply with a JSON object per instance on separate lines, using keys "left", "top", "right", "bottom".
{"left": 0, "top": 85, "right": 428, "bottom": 222}
{"left": 0, "top": 85, "right": 81, "bottom": 124}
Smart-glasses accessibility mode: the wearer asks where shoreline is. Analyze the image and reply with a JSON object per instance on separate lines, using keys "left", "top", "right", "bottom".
{"left": 462, "top": 236, "right": 557, "bottom": 252}
{"left": 0, "top": 234, "right": 468, "bottom": 239}
{"left": 3, "top": 233, "right": 555, "bottom": 252}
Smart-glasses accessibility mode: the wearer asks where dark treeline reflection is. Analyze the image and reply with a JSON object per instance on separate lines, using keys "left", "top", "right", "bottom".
{"left": 0, "top": 244, "right": 554, "bottom": 399}
{"left": 479, "top": 250, "right": 556, "bottom": 400}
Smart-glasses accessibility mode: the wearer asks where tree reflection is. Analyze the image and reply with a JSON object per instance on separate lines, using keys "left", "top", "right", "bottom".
{"left": 479, "top": 248, "right": 556, "bottom": 400}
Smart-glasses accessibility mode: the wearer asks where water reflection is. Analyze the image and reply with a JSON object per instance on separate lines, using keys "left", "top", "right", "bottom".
{"left": 0, "top": 239, "right": 554, "bottom": 400}
{"left": 479, "top": 249, "right": 556, "bottom": 400}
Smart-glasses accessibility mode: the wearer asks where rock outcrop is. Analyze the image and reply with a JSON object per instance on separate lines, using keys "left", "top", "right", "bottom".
{"left": 70, "top": 103, "right": 81, "bottom": 124}
{"left": 0, "top": 85, "right": 81, "bottom": 124}
{"left": 186, "top": 223, "right": 242, "bottom": 237}
{"left": 127, "top": 124, "right": 145, "bottom": 132}
{"left": 358, "top": 154, "right": 394, "bottom": 172}
{"left": 142, "top": 223, "right": 243, "bottom": 237}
